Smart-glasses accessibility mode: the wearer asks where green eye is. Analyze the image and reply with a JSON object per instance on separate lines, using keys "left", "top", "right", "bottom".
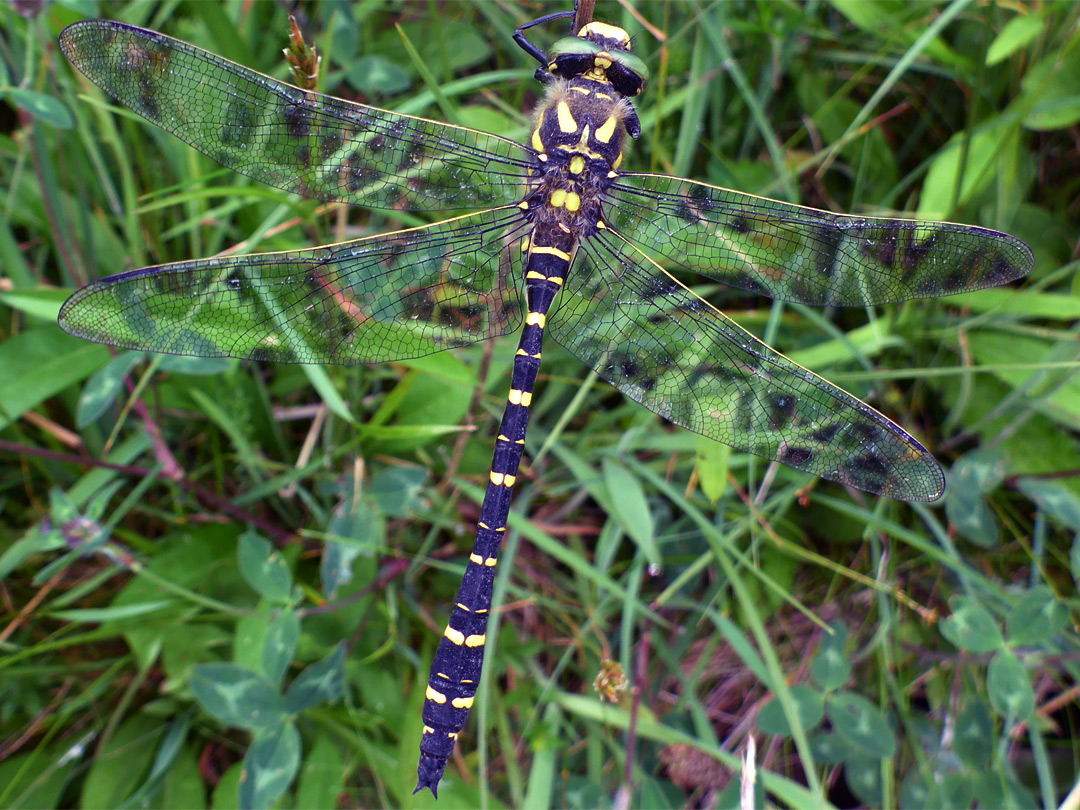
{"left": 612, "top": 50, "right": 649, "bottom": 88}
{"left": 548, "top": 35, "right": 599, "bottom": 62}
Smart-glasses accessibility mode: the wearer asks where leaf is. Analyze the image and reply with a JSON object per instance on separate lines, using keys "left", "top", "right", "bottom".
{"left": 80, "top": 714, "right": 162, "bottom": 808}
{"left": 917, "top": 125, "right": 1019, "bottom": 220}
{"left": 602, "top": 458, "right": 658, "bottom": 569}
{"left": 826, "top": 692, "right": 896, "bottom": 758}
{"left": 954, "top": 701, "right": 993, "bottom": 769}
{"left": 284, "top": 645, "right": 346, "bottom": 714}
{"left": 945, "top": 452, "right": 1006, "bottom": 547}
{"left": 1072, "top": 534, "right": 1080, "bottom": 592}
{"left": 321, "top": 496, "right": 383, "bottom": 599}
{"left": 367, "top": 465, "right": 426, "bottom": 517}
{"left": 0, "top": 328, "right": 110, "bottom": 430}
{"left": 0, "top": 751, "right": 71, "bottom": 808}
{"left": 940, "top": 602, "right": 1005, "bottom": 653}
{"left": 756, "top": 684, "right": 825, "bottom": 736}
{"left": 843, "top": 752, "right": 882, "bottom": 806}
{"left": 1016, "top": 478, "right": 1080, "bottom": 532}
{"left": 1020, "top": 46, "right": 1080, "bottom": 131}
{"left": 899, "top": 771, "right": 943, "bottom": 810}
{"left": 1005, "top": 586, "right": 1068, "bottom": 645}
{"left": 294, "top": 733, "right": 345, "bottom": 810}
{"left": 694, "top": 434, "right": 730, "bottom": 502}
{"left": 76, "top": 351, "right": 143, "bottom": 427}
{"left": 347, "top": 55, "right": 410, "bottom": 95}
{"left": 810, "top": 622, "right": 851, "bottom": 691}
{"left": 262, "top": 610, "right": 300, "bottom": 685}
{"left": 189, "top": 663, "right": 287, "bottom": 731}
{"left": 808, "top": 728, "right": 850, "bottom": 764}
{"left": 5, "top": 87, "right": 75, "bottom": 128}
{"left": 237, "top": 532, "right": 292, "bottom": 603}
{"left": 986, "top": 14, "right": 1045, "bottom": 66}
{"left": 238, "top": 722, "right": 302, "bottom": 810}
{"left": 987, "top": 649, "right": 1034, "bottom": 719}
{"left": 156, "top": 354, "right": 232, "bottom": 375}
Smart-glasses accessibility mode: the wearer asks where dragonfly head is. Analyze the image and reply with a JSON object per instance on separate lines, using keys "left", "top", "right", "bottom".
{"left": 546, "top": 20, "right": 649, "bottom": 98}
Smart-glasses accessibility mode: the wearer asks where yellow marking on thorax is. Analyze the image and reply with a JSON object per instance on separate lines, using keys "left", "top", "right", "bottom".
{"left": 569, "top": 155, "right": 585, "bottom": 174}
{"left": 556, "top": 101, "right": 578, "bottom": 133}
{"left": 526, "top": 270, "right": 545, "bottom": 280}
{"left": 595, "top": 116, "right": 618, "bottom": 144}
{"left": 549, "top": 188, "right": 567, "bottom": 208}
{"left": 425, "top": 686, "right": 447, "bottom": 703}
{"left": 565, "top": 192, "right": 580, "bottom": 212}
{"left": 531, "top": 127, "right": 543, "bottom": 151}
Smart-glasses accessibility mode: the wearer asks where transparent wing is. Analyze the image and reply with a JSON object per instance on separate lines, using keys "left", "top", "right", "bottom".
{"left": 58, "top": 208, "right": 527, "bottom": 365}
{"left": 608, "top": 173, "right": 1033, "bottom": 307}
{"left": 59, "top": 20, "right": 534, "bottom": 212}
{"left": 550, "top": 229, "right": 944, "bottom": 501}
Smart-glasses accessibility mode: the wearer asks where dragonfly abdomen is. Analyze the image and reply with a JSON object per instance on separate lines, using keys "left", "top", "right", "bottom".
{"left": 415, "top": 232, "right": 571, "bottom": 796}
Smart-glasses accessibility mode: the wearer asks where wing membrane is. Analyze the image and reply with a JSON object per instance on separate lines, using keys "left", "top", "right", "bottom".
{"left": 549, "top": 229, "right": 944, "bottom": 501}
{"left": 609, "top": 173, "right": 1033, "bottom": 307}
{"left": 59, "top": 20, "right": 533, "bottom": 212}
{"left": 59, "top": 208, "right": 527, "bottom": 364}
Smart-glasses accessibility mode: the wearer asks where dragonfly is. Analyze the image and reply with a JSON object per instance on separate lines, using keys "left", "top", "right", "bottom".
{"left": 58, "top": 10, "right": 1032, "bottom": 798}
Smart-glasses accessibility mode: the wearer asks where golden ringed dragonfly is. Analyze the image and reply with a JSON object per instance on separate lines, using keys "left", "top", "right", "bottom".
{"left": 57, "top": 9, "right": 1032, "bottom": 797}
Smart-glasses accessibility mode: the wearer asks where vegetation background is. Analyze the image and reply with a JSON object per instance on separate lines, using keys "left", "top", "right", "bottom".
{"left": 1, "top": 0, "right": 1078, "bottom": 808}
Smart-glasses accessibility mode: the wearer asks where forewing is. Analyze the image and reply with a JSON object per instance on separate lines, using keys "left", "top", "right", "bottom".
{"left": 609, "top": 173, "right": 1033, "bottom": 307}
{"left": 59, "top": 20, "right": 532, "bottom": 211}
{"left": 550, "top": 231, "right": 944, "bottom": 502}
{"left": 59, "top": 208, "right": 527, "bottom": 365}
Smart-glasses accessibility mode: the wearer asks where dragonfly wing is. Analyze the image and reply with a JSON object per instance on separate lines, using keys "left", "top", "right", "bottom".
{"left": 550, "top": 230, "right": 944, "bottom": 502}
{"left": 59, "top": 208, "right": 526, "bottom": 364}
{"left": 609, "top": 173, "right": 1033, "bottom": 306}
{"left": 59, "top": 20, "right": 533, "bottom": 211}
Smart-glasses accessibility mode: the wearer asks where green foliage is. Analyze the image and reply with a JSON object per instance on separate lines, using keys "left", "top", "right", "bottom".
{"left": 2, "top": 1, "right": 1078, "bottom": 808}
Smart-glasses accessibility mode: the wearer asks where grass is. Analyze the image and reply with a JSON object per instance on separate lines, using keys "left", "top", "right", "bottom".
{"left": 2, "top": 0, "right": 1079, "bottom": 808}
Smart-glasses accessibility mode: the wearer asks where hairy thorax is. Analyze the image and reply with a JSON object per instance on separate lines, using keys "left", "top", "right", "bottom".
{"left": 522, "top": 77, "right": 634, "bottom": 240}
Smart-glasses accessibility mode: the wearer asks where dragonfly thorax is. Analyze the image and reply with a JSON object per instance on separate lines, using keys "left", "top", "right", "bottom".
{"left": 530, "top": 78, "right": 632, "bottom": 170}
{"left": 523, "top": 78, "right": 629, "bottom": 241}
